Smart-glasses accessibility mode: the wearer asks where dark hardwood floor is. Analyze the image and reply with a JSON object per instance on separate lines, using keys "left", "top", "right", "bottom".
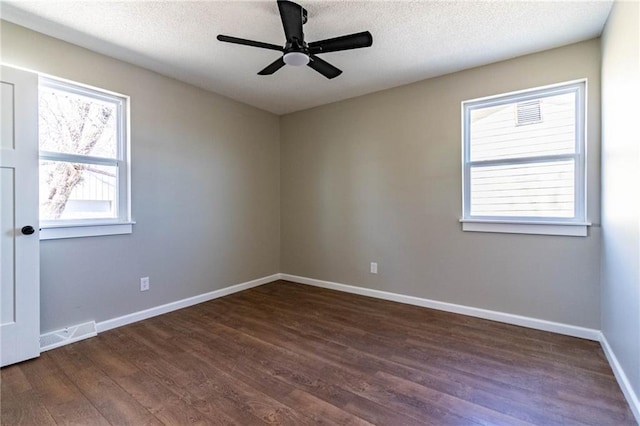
{"left": 1, "top": 280, "right": 635, "bottom": 425}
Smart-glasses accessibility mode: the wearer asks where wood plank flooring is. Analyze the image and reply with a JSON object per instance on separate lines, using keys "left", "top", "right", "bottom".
{"left": 1, "top": 280, "right": 635, "bottom": 425}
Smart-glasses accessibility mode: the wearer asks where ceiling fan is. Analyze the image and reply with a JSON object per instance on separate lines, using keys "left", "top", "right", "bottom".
{"left": 217, "top": 0, "right": 373, "bottom": 79}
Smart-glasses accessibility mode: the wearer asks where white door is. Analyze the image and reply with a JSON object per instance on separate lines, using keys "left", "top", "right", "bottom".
{"left": 1, "top": 65, "right": 40, "bottom": 367}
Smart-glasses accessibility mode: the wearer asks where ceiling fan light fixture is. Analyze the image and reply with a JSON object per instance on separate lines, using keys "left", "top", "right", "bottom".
{"left": 283, "top": 51, "right": 309, "bottom": 66}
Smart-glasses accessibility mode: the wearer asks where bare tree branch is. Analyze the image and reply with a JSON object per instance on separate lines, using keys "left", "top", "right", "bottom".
{"left": 40, "top": 90, "right": 114, "bottom": 219}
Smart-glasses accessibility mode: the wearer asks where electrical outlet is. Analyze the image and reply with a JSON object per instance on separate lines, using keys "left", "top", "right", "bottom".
{"left": 140, "top": 276, "right": 150, "bottom": 291}
{"left": 370, "top": 262, "right": 378, "bottom": 274}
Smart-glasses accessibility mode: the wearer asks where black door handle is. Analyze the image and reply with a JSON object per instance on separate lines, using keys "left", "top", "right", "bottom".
{"left": 21, "top": 225, "right": 35, "bottom": 235}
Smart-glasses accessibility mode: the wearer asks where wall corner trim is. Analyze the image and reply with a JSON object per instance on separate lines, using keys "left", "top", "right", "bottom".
{"left": 95, "top": 273, "right": 282, "bottom": 333}
{"left": 600, "top": 333, "right": 640, "bottom": 423}
{"left": 280, "top": 273, "right": 601, "bottom": 341}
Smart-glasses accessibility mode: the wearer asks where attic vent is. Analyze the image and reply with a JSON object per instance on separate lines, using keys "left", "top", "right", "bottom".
{"left": 516, "top": 100, "right": 542, "bottom": 125}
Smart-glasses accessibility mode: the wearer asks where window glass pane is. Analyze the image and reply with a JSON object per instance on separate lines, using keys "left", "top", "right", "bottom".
{"left": 39, "top": 160, "right": 117, "bottom": 220}
{"left": 39, "top": 86, "right": 118, "bottom": 159}
{"left": 470, "top": 160, "right": 574, "bottom": 218}
{"left": 470, "top": 92, "right": 575, "bottom": 161}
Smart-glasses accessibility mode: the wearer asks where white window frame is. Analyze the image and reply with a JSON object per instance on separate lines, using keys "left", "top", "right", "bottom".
{"left": 461, "top": 80, "right": 590, "bottom": 237}
{"left": 38, "top": 76, "right": 133, "bottom": 240}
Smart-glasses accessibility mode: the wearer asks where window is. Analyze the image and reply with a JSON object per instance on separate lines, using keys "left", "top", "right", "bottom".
{"left": 461, "top": 80, "right": 588, "bottom": 236}
{"left": 38, "top": 77, "right": 132, "bottom": 239}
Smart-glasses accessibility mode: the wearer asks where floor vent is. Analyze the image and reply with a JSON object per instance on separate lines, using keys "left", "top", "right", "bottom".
{"left": 40, "top": 321, "right": 97, "bottom": 352}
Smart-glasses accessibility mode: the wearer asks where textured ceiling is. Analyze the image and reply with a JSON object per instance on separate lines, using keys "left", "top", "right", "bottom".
{"left": 1, "top": 1, "right": 612, "bottom": 115}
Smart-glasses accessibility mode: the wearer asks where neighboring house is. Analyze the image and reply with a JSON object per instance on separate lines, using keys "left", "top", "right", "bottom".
{"left": 470, "top": 96, "right": 576, "bottom": 217}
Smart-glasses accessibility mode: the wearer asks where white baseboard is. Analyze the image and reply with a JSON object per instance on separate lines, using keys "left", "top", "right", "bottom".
{"left": 280, "top": 273, "right": 601, "bottom": 341}
{"left": 96, "top": 273, "right": 281, "bottom": 333}
{"left": 40, "top": 320, "right": 97, "bottom": 352}
{"left": 43, "top": 272, "right": 600, "bottom": 344}
{"left": 600, "top": 334, "right": 640, "bottom": 423}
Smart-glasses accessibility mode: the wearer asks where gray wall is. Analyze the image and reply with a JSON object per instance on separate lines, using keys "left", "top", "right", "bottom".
{"left": 1, "top": 20, "right": 608, "bottom": 334}
{"left": 601, "top": 0, "right": 640, "bottom": 399}
{"left": 281, "top": 40, "right": 602, "bottom": 329}
{"left": 1, "top": 21, "right": 281, "bottom": 333}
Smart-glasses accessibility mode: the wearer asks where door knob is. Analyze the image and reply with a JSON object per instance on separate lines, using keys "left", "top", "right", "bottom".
{"left": 21, "top": 226, "right": 35, "bottom": 235}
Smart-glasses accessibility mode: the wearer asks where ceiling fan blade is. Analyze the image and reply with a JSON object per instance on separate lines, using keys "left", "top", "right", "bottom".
{"left": 258, "top": 57, "right": 286, "bottom": 75}
{"left": 308, "top": 31, "right": 373, "bottom": 54}
{"left": 307, "top": 54, "right": 342, "bottom": 79}
{"left": 217, "top": 35, "right": 283, "bottom": 51}
{"left": 277, "top": 0, "right": 305, "bottom": 43}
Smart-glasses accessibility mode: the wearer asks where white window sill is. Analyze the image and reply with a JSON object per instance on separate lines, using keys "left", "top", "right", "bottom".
{"left": 39, "top": 222, "right": 135, "bottom": 240}
{"left": 460, "top": 219, "right": 590, "bottom": 237}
